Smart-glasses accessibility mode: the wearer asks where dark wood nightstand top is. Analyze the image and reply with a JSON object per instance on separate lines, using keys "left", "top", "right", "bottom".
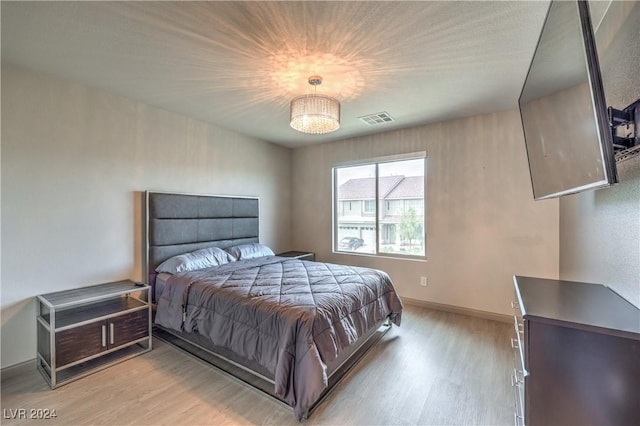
{"left": 276, "top": 251, "right": 315, "bottom": 261}
{"left": 38, "top": 280, "right": 145, "bottom": 309}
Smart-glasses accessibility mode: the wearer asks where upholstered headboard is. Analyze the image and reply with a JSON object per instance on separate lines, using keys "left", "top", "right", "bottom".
{"left": 144, "top": 191, "right": 259, "bottom": 297}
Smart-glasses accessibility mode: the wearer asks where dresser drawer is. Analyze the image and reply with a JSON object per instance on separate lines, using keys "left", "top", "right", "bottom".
{"left": 511, "top": 297, "right": 527, "bottom": 425}
{"left": 511, "top": 300, "right": 527, "bottom": 375}
{"left": 512, "top": 344, "right": 525, "bottom": 425}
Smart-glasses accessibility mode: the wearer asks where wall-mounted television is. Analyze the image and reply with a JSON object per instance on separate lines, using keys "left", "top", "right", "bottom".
{"left": 519, "top": 0, "right": 617, "bottom": 201}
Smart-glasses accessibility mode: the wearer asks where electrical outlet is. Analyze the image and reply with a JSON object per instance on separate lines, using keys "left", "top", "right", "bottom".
{"left": 420, "top": 276, "right": 428, "bottom": 287}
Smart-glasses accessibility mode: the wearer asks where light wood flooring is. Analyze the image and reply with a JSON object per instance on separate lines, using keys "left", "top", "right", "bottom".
{"left": 1, "top": 305, "right": 514, "bottom": 425}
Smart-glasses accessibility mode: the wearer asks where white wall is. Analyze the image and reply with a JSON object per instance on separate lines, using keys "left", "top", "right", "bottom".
{"left": 291, "top": 109, "right": 559, "bottom": 316}
{"left": 560, "top": 1, "right": 640, "bottom": 307}
{"left": 1, "top": 64, "right": 291, "bottom": 368}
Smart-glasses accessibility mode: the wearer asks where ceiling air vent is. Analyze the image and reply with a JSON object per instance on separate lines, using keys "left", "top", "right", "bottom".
{"left": 358, "top": 112, "right": 394, "bottom": 126}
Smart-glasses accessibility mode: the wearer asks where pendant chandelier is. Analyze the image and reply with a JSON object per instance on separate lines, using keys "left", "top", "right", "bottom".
{"left": 290, "top": 76, "right": 340, "bottom": 135}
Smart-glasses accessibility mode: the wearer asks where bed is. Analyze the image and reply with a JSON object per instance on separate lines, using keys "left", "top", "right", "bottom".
{"left": 144, "top": 191, "right": 403, "bottom": 420}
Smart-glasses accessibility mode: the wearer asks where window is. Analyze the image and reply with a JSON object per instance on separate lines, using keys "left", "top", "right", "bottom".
{"left": 333, "top": 155, "right": 426, "bottom": 258}
{"left": 363, "top": 200, "right": 376, "bottom": 215}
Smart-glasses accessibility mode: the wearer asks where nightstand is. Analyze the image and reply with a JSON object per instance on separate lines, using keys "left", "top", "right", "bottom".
{"left": 277, "top": 251, "right": 315, "bottom": 261}
{"left": 36, "top": 280, "right": 152, "bottom": 389}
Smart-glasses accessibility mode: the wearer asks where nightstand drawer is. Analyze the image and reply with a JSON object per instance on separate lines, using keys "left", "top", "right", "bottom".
{"left": 110, "top": 309, "right": 149, "bottom": 347}
{"left": 56, "top": 320, "right": 106, "bottom": 367}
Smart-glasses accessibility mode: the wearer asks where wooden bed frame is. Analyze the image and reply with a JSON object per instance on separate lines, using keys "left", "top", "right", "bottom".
{"left": 143, "top": 190, "right": 392, "bottom": 419}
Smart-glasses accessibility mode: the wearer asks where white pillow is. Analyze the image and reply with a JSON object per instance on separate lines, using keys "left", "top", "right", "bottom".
{"left": 226, "top": 243, "right": 274, "bottom": 260}
{"left": 156, "top": 247, "right": 236, "bottom": 274}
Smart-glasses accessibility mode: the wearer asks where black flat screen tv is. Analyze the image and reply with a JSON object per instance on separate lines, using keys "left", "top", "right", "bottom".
{"left": 519, "top": 0, "right": 617, "bottom": 200}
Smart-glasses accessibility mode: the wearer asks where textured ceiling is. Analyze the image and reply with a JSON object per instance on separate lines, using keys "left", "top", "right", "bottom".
{"left": 1, "top": 1, "right": 611, "bottom": 148}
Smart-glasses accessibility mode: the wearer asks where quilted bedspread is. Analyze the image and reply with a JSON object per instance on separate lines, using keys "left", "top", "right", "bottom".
{"left": 154, "top": 256, "right": 403, "bottom": 420}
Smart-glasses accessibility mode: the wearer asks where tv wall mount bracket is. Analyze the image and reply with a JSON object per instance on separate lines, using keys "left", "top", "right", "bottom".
{"left": 609, "top": 98, "right": 640, "bottom": 163}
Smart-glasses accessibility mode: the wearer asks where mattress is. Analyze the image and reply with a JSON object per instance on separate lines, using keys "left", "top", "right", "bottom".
{"left": 154, "top": 256, "right": 403, "bottom": 420}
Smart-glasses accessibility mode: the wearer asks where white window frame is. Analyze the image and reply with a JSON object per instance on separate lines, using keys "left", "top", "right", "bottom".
{"left": 332, "top": 152, "right": 427, "bottom": 260}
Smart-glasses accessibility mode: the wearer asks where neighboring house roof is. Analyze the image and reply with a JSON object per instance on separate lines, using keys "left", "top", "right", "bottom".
{"left": 338, "top": 175, "right": 404, "bottom": 200}
{"left": 338, "top": 175, "right": 423, "bottom": 200}
{"left": 386, "top": 176, "right": 424, "bottom": 199}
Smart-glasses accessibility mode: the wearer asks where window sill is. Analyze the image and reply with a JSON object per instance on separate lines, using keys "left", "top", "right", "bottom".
{"left": 332, "top": 250, "right": 427, "bottom": 262}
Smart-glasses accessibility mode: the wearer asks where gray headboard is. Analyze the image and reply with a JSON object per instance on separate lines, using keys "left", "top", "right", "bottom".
{"left": 144, "top": 191, "right": 259, "bottom": 297}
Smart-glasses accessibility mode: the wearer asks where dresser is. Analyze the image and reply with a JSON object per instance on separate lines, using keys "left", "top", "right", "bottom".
{"left": 511, "top": 276, "right": 640, "bottom": 425}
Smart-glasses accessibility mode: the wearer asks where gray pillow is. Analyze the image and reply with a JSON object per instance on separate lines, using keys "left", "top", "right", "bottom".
{"left": 156, "top": 247, "right": 236, "bottom": 274}
{"left": 226, "top": 243, "right": 274, "bottom": 260}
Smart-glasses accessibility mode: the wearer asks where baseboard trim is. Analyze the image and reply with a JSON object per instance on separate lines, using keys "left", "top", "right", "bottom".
{"left": 1, "top": 359, "right": 36, "bottom": 382}
{"left": 402, "top": 297, "right": 512, "bottom": 324}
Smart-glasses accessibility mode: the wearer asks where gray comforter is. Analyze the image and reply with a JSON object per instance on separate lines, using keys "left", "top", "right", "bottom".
{"left": 154, "top": 256, "right": 403, "bottom": 420}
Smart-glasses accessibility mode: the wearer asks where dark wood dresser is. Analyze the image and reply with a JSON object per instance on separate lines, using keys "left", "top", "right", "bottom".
{"left": 512, "top": 276, "right": 640, "bottom": 426}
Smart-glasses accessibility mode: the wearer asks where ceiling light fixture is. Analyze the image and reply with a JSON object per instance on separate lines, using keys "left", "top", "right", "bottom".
{"left": 290, "top": 76, "right": 340, "bottom": 135}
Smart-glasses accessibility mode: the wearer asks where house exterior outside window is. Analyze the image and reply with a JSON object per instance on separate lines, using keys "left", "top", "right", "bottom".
{"left": 333, "top": 156, "right": 425, "bottom": 258}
